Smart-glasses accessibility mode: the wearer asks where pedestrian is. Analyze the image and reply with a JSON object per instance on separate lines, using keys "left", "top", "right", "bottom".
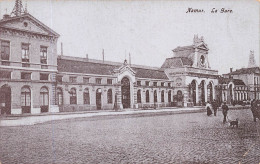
{"left": 251, "top": 99, "right": 257, "bottom": 122}
{"left": 206, "top": 101, "right": 212, "bottom": 116}
{"left": 222, "top": 102, "right": 229, "bottom": 123}
{"left": 212, "top": 99, "right": 218, "bottom": 116}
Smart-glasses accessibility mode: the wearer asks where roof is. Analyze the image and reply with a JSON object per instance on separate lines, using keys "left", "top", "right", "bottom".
{"left": 225, "top": 67, "right": 260, "bottom": 75}
{"left": 161, "top": 57, "right": 193, "bottom": 68}
{"left": 218, "top": 77, "right": 245, "bottom": 85}
{"left": 172, "top": 45, "right": 194, "bottom": 52}
{"left": 0, "top": 13, "right": 59, "bottom": 37}
{"left": 57, "top": 58, "right": 169, "bottom": 80}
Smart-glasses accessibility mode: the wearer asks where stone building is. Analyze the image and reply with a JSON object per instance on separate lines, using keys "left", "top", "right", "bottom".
{"left": 217, "top": 51, "right": 260, "bottom": 105}
{"left": 0, "top": 1, "right": 59, "bottom": 114}
{"left": 161, "top": 35, "right": 219, "bottom": 106}
{"left": 1, "top": 0, "right": 258, "bottom": 115}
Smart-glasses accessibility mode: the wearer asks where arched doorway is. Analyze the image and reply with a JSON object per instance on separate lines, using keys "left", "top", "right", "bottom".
{"left": 177, "top": 90, "right": 183, "bottom": 107}
{"left": 96, "top": 88, "right": 102, "bottom": 110}
{"left": 191, "top": 80, "right": 197, "bottom": 106}
{"left": 0, "top": 85, "right": 11, "bottom": 114}
{"left": 121, "top": 77, "right": 131, "bottom": 108}
{"left": 207, "top": 82, "right": 213, "bottom": 103}
{"left": 200, "top": 81, "right": 206, "bottom": 105}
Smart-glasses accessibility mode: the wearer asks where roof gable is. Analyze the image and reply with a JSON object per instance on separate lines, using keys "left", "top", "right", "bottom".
{"left": 195, "top": 42, "right": 209, "bottom": 50}
{"left": 0, "top": 14, "right": 59, "bottom": 37}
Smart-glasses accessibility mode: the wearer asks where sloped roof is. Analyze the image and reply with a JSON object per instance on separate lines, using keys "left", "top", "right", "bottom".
{"left": 218, "top": 77, "right": 245, "bottom": 85}
{"left": 225, "top": 67, "right": 260, "bottom": 75}
{"left": 161, "top": 57, "right": 193, "bottom": 68}
{"left": 57, "top": 58, "right": 169, "bottom": 80}
{"left": 173, "top": 45, "right": 194, "bottom": 52}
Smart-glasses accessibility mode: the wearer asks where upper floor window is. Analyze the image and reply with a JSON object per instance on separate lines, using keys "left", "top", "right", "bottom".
{"left": 107, "top": 79, "right": 113, "bottom": 84}
{"left": 83, "top": 77, "right": 90, "bottom": 84}
{"left": 168, "top": 83, "right": 171, "bottom": 87}
{"left": 40, "top": 73, "right": 49, "bottom": 81}
{"left": 21, "top": 72, "right": 31, "bottom": 80}
{"left": 69, "top": 76, "right": 77, "bottom": 83}
{"left": 96, "top": 78, "right": 102, "bottom": 84}
{"left": 40, "top": 46, "right": 47, "bottom": 64}
{"left": 137, "top": 81, "right": 141, "bottom": 86}
{"left": 153, "top": 82, "right": 157, "bottom": 87}
{"left": 0, "top": 71, "right": 11, "bottom": 79}
{"left": 161, "top": 82, "right": 165, "bottom": 87}
{"left": 145, "top": 81, "right": 150, "bottom": 86}
{"left": 21, "top": 43, "right": 29, "bottom": 63}
{"left": 1, "top": 40, "right": 10, "bottom": 61}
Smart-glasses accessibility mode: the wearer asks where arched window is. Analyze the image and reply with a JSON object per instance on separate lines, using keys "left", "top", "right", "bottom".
{"left": 161, "top": 91, "right": 164, "bottom": 102}
{"left": 137, "top": 90, "right": 141, "bottom": 103}
{"left": 21, "top": 86, "right": 31, "bottom": 113}
{"left": 57, "top": 88, "right": 63, "bottom": 105}
{"left": 146, "top": 90, "right": 149, "bottom": 103}
{"left": 40, "top": 87, "right": 49, "bottom": 112}
{"left": 107, "top": 89, "right": 112, "bottom": 104}
{"left": 154, "top": 90, "right": 157, "bottom": 103}
{"left": 168, "top": 91, "right": 171, "bottom": 102}
{"left": 84, "top": 88, "right": 90, "bottom": 104}
{"left": 70, "top": 88, "right": 77, "bottom": 104}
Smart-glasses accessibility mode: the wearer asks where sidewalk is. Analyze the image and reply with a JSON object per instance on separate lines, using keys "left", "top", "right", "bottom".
{"left": 0, "top": 105, "right": 250, "bottom": 127}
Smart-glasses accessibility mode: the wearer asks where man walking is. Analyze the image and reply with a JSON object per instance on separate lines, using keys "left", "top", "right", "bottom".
{"left": 212, "top": 99, "right": 218, "bottom": 116}
{"left": 222, "top": 102, "right": 229, "bottom": 123}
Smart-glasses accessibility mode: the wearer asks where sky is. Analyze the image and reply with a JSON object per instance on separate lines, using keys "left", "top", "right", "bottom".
{"left": 0, "top": 0, "right": 259, "bottom": 74}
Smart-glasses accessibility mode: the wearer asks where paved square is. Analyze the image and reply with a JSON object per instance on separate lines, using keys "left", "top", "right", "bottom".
{"left": 0, "top": 109, "right": 259, "bottom": 164}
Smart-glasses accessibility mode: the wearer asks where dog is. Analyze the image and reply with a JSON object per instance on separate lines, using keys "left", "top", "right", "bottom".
{"left": 229, "top": 118, "right": 239, "bottom": 128}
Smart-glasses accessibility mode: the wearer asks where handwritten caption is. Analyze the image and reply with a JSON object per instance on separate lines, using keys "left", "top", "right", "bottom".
{"left": 186, "top": 8, "right": 233, "bottom": 14}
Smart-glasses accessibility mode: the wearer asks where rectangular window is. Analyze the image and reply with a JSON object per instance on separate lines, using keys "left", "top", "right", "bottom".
{"left": 96, "top": 78, "right": 102, "bottom": 84}
{"left": 161, "top": 82, "right": 165, "bottom": 87}
{"left": 168, "top": 83, "right": 171, "bottom": 87}
{"left": 137, "top": 81, "right": 141, "bottom": 86}
{"left": 83, "top": 77, "right": 90, "bottom": 84}
{"left": 69, "top": 76, "right": 77, "bottom": 83}
{"left": 153, "top": 82, "right": 157, "bottom": 87}
{"left": 21, "top": 43, "right": 29, "bottom": 62}
{"left": 40, "top": 73, "right": 49, "bottom": 81}
{"left": 57, "top": 75, "right": 63, "bottom": 83}
{"left": 107, "top": 79, "right": 112, "bottom": 84}
{"left": 21, "top": 72, "right": 31, "bottom": 80}
{"left": 0, "top": 71, "right": 11, "bottom": 79}
{"left": 40, "top": 46, "right": 47, "bottom": 64}
{"left": 145, "top": 81, "right": 150, "bottom": 86}
{"left": 1, "top": 40, "right": 10, "bottom": 61}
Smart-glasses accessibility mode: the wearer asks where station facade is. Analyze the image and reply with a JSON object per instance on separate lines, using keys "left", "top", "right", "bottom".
{"left": 0, "top": 0, "right": 259, "bottom": 115}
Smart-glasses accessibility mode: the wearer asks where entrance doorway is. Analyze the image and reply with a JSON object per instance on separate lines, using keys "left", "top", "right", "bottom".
{"left": 191, "top": 80, "right": 197, "bottom": 106}
{"left": 96, "top": 88, "right": 102, "bottom": 110}
{"left": 0, "top": 85, "right": 11, "bottom": 115}
{"left": 121, "top": 77, "right": 131, "bottom": 108}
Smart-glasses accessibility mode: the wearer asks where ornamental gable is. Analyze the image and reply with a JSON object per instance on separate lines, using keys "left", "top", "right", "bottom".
{"left": 0, "top": 14, "right": 59, "bottom": 37}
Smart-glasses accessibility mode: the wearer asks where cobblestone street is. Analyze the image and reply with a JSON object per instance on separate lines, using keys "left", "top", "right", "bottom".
{"left": 0, "top": 109, "right": 260, "bottom": 164}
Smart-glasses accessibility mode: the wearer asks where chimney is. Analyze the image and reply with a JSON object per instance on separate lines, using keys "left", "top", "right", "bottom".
{"left": 129, "top": 53, "right": 131, "bottom": 66}
{"left": 102, "top": 49, "right": 104, "bottom": 63}
{"left": 229, "top": 68, "right": 233, "bottom": 79}
{"left": 86, "top": 54, "right": 89, "bottom": 61}
{"left": 61, "top": 42, "right": 63, "bottom": 56}
{"left": 3, "top": 14, "right": 10, "bottom": 19}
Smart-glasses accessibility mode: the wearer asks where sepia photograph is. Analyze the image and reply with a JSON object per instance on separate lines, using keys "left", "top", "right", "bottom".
{"left": 0, "top": 0, "right": 259, "bottom": 163}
